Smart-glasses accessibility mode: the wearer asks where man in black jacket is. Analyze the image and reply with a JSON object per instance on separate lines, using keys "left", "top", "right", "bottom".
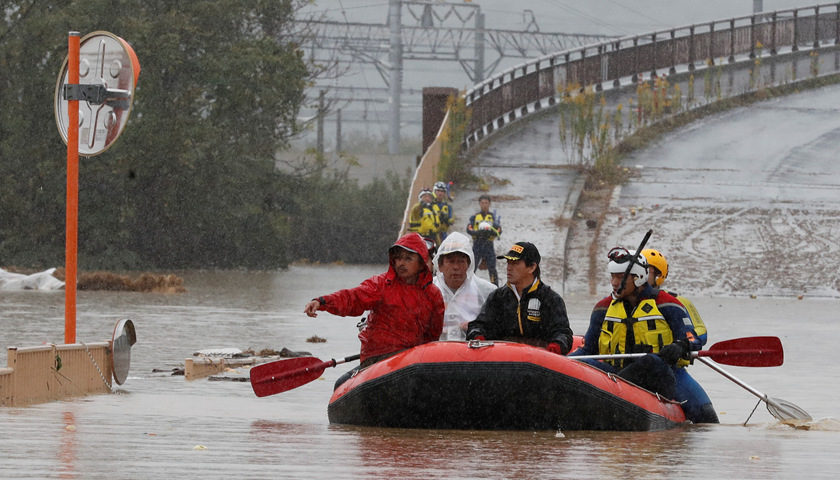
{"left": 465, "top": 242, "right": 573, "bottom": 354}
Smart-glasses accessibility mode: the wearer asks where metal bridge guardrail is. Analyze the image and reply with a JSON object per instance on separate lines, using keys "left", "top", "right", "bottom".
{"left": 463, "top": 3, "right": 840, "bottom": 150}
{"left": 401, "top": 4, "right": 840, "bottom": 241}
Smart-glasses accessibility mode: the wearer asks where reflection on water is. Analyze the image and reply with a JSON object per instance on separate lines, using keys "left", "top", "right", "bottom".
{"left": 1, "top": 267, "right": 839, "bottom": 479}
{"left": 59, "top": 410, "right": 76, "bottom": 479}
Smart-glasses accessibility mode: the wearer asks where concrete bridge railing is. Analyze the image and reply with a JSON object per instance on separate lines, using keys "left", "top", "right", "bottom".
{"left": 463, "top": 3, "right": 840, "bottom": 150}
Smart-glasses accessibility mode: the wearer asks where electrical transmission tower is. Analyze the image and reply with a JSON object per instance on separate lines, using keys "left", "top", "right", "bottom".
{"left": 300, "top": 0, "right": 615, "bottom": 154}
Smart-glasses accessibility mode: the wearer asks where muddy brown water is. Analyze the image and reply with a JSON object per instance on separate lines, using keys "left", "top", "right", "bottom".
{"left": 1, "top": 267, "right": 838, "bottom": 479}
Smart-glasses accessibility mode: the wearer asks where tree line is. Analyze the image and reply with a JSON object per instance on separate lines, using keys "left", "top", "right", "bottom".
{"left": 0, "top": 0, "right": 408, "bottom": 270}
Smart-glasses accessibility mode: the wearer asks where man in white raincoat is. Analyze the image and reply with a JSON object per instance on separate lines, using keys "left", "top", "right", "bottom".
{"left": 433, "top": 232, "right": 498, "bottom": 340}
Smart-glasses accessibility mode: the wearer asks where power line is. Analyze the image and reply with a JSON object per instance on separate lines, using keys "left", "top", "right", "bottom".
{"left": 299, "top": 0, "right": 617, "bottom": 150}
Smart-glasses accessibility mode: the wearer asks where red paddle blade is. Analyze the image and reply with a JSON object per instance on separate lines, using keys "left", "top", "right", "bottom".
{"left": 250, "top": 357, "right": 329, "bottom": 397}
{"left": 701, "top": 336, "right": 783, "bottom": 367}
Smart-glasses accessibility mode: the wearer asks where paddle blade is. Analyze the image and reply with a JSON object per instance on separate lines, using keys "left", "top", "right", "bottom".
{"left": 250, "top": 357, "right": 329, "bottom": 397}
{"left": 767, "top": 397, "right": 813, "bottom": 423}
{"left": 700, "top": 336, "right": 783, "bottom": 367}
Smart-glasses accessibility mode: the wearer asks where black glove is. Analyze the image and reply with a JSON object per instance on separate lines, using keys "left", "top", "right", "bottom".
{"left": 658, "top": 340, "right": 689, "bottom": 365}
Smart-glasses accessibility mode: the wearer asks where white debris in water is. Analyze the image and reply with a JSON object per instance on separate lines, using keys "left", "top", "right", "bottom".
{"left": 0, "top": 267, "right": 64, "bottom": 290}
{"left": 193, "top": 348, "right": 243, "bottom": 358}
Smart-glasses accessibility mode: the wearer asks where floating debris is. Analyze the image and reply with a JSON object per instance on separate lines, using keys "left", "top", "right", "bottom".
{"left": 208, "top": 375, "right": 248, "bottom": 382}
{"left": 151, "top": 367, "right": 185, "bottom": 376}
{"left": 77, "top": 271, "right": 186, "bottom": 293}
{"left": 182, "top": 345, "right": 313, "bottom": 381}
{"left": 193, "top": 348, "right": 246, "bottom": 358}
{"left": 0, "top": 267, "right": 64, "bottom": 290}
{"left": 306, "top": 335, "right": 327, "bottom": 343}
{"left": 241, "top": 347, "right": 312, "bottom": 358}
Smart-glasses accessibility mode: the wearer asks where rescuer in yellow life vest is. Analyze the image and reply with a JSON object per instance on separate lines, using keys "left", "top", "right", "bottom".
{"left": 432, "top": 181, "right": 454, "bottom": 241}
{"left": 641, "top": 248, "right": 719, "bottom": 423}
{"left": 466, "top": 194, "right": 502, "bottom": 285}
{"left": 570, "top": 247, "right": 700, "bottom": 400}
{"left": 408, "top": 188, "right": 440, "bottom": 243}
{"left": 641, "top": 248, "right": 708, "bottom": 345}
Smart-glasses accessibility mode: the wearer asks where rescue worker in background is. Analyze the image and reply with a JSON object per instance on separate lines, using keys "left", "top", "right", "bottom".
{"left": 304, "top": 232, "right": 444, "bottom": 388}
{"left": 432, "top": 181, "right": 454, "bottom": 242}
{"left": 466, "top": 194, "right": 502, "bottom": 285}
{"left": 641, "top": 248, "right": 719, "bottom": 423}
{"left": 424, "top": 237, "right": 438, "bottom": 274}
{"left": 409, "top": 188, "right": 441, "bottom": 244}
{"left": 570, "top": 247, "right": 701, "bottom": 400}
{"left": 643, "top": 249, "right": 708, "bottom": 345}
{"left": 466, "top": 242, "right": 573, "bottom": 355}
{"left": 433, "top": 232, "right": 498, "bottom": 340}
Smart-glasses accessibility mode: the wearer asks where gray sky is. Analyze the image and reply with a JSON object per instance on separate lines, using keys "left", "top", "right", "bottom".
{"left": 296, "top": 1, "right": 822, "bottom": 148}
{"left": 304, "top": 1, "right": 815, "bottom": 35}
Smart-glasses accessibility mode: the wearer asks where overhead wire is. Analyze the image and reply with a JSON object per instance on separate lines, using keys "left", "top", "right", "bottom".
{"left": 482, "top": 0, "right": 630, "bottom": 35}
{"left": 309, "top": 0, "right": 389, "bottom": 139}
{"left": 602, "top": 0, "right": 670, "bottom": 28}
{"left": 499, "top": 0, "right": 671, "bottom": 36}
{"left": 338, "top": 0, "right": 388, "bottom": 136}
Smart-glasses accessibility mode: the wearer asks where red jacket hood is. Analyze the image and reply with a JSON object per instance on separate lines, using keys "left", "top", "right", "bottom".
{"left": 389, "top": 232, "right": 433, "bottom": 284}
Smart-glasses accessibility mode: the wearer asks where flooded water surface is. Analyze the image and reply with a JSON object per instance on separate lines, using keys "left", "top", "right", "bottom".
{"left": 1, "top": 266, "right": 839, "bottom": 479}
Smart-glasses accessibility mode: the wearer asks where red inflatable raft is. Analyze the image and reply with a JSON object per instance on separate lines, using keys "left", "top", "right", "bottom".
{"left": 327, "top": 340, "right": 686, "bottom": 431}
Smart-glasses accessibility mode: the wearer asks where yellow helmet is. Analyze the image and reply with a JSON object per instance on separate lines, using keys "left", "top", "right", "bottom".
{"left": 641, "top": 248, "right": 668, "bottom": 287}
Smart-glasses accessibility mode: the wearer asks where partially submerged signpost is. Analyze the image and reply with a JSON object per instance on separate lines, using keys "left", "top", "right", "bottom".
{"left": 54, "top": 30, "right": 140, "bottom": 343}
{"left": 0, "top": 31, "right": 142, "bottom": 406}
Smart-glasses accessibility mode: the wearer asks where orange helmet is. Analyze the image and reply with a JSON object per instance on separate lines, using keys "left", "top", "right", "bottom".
{"left": 641, "top": 248, "right": 668, "bottom": 287}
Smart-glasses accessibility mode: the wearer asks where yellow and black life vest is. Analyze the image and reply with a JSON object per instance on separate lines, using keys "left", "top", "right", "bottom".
{"left": 673, "top": 294, "right": 707, "bottom": 345}
{"left": 433, "top": 202, "right": 452, "bottom": 231}
{"left": 598, "top": 298, "right": 678, "bottom": 369}
{"left": 409, "top": 203, "right": 439, "bottom": 238}
{"left": 471, "top": 212, "right": 499, "bottom": 240}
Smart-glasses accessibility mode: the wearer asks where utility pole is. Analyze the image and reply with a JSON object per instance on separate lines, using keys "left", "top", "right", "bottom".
{"left": 388, "top": 0, "right": 403, "bottom": 155}
{"left": 317, "top": 90, "right": 325, "bottom": 155}
{"left": 475, "top": 12, "right": 485, "bottom": 83}
{"left": 336, "top": 108, "right": 342, "bottom": 153}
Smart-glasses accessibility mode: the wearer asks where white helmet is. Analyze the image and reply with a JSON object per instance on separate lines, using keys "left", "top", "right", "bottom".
{"left": 478, "top": 221, "right": 493, "bottom": 231}
{"left": 418, "top": 188, "right": 433, "bottom": 203}
{"left": 607, "top": 247, "right": 648, "bottom": 287}
{"left": 434, "top": 181, "right": 447, "bottom": 193}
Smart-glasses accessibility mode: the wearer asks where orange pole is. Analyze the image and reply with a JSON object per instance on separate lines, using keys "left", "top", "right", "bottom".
{"left": 65, "top": 31, "right": 80, "bottom": 344}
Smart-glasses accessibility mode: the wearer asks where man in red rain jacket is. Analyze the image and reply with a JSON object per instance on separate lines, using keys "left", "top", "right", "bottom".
{"left": 304, "top": 232, "right": 445, "bottom": 374}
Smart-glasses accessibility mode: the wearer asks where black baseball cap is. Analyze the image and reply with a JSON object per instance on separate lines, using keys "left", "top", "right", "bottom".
{"left": 497, "top": 241, "right": 541, "bottom": 264}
